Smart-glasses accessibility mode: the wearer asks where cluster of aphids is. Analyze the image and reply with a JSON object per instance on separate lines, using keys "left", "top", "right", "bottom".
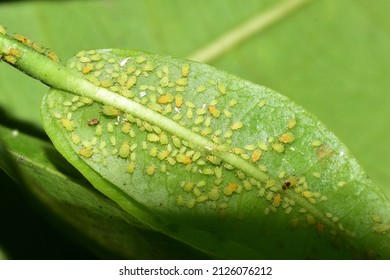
{"left": 0, "top": 25, "right": 60, "bottom": 64}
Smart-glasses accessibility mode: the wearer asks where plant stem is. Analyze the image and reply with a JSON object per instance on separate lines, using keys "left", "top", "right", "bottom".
{"left": 187, "top": 0, "right": 312, "bottom": 63}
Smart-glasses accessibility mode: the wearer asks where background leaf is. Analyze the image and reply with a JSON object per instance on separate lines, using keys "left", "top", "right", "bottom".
{"left": 0, "top": 125, "right": 209, "bottom": 259}
{"left": 0, "top": 0, "right": 389, "bottom": 258}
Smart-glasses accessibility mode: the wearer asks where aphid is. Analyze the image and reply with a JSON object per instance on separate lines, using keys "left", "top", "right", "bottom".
{"left": 88, "top": 118, "right": 99, "bottom": 126}
{"left": 223, "top": 183, "right": 238, "bottom": 196}
{"left": 125, "top": 76, "right": 137, "bottom": 89}
{"left": 206, "top": 155, "right": 221, "bottom": 165}
{"left": 175, "top": 78, "right": 188, "bottom": 86}
{"left": 272, "top": 143, "right": 285, "bottom": 153}
{"left": 47, "top": 51, "right": 60, "bottom": 62}
{"left": 61, "top": 119, "right": 75, "bottom": 131}
{"left": 79, "top": 148, "right": 93, "bottom": 158}
{"left": 187, "top": 199, "right": 196, "bottom": 209}
{"left": 157, "top": 94, "right": 174, "bottom": 104}
{"left": 181, "top": 64, "right": 190, "bottom": 77}
{"left": 311, "top": 140, "right": 322, "bottom": 147}
{"left": 223, "top": 109, "right": 232, "bottom": 118}
{"left": 101, "top": 105, "right": 121, "bottom": 117}
{"left": 13, "top": 34, "right": 28, "bottom": 44}
{"left": 312, "top": 172, "right": 321, "bottom": 178}
{"left": 4, "top": 55, "right": 17, "bottom": 64}
{"left": 82, "top": 63, "right": 94, "bottom": 74}
{"left": 149, "top": 146, "right": 158, "bottom": 157}
{"left": 282, "top": 181, "right": 292, "bottom": 190}
{"left": 272, "top": 194, "right": 281, "bottom": 207}
{"left": 143, "top": 61, "right": 156, "bottom": 72}
{"left": 71, "top": 134, "right": 80, "bottom": 145}
{"left": 196, "top": 85, "right": 206, "bottom": 93}
{"left": 110, "top": 136, "right": 116, "bottom": 146}
{"left": 231, "top": 121, "right": 243, "bottom": 130}
{"left": 228, "top": 99, "right": 238, "bottom": 107}
{"left": 258, "top": 100, "right": 266, "bottom": 107}
{"left": 146, "top": 165, "right": 156, "bottom": 176}
{"left": 217, "top": 84, "right": 226, "bottom": 95}
{"left": 147, "top": 133, "right": 160, "bottom": 142}
{"left": 251, "top": 149, "right": 262, "bottom": 162}
{"left": 119, "top": 141, "right": 131, "bottom": 158}
{"left": 288, "top": 119, "right": 297, "bottom": 129}
{"left": 279, "top": 132, "right": 294, "bottom": 144}
{"left": 208, "top": 105, "right": 220, "bottom": 117}
{"left": 127, "top": 161, "right": 135, "bottom": 174}
{"left": 173, "top": 94, "right": 183, "bottom": 108}
{"left": 9, "top": 48, "right": 21, "bottom": 57}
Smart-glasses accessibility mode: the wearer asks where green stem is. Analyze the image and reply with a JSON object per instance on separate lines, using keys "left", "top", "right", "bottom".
{"left": 0, "top": 33, "right": 268, "bottom": 182}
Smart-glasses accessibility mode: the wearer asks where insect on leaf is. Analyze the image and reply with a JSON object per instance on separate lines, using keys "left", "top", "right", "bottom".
{"left": 41, "top": 49, "right": 390, "bottom": 259}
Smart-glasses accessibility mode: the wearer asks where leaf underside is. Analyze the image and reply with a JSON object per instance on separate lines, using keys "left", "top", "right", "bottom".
{"left": 41, "top": 49, "right": 390, "bottom": 259}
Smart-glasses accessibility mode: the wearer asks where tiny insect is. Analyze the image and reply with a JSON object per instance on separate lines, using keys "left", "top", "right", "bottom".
{"left": 88, "top": 118, "right": 100, "bottom": 126}
{"left": 282, "top": 181, "right": 291, "bottom": 190}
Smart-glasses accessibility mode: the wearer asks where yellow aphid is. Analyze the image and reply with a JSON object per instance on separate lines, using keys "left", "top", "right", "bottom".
{"left": 157, "top": 94, "right": 174, "bottom": 104}
{"left": 311, "top": 140, "right": 322, "bottom": 147}
{"left": 205, "top": 188, "right": 218, "bottom": 201}
{"left": 4, "top": 55, "right": 17, "bottom": 64}
{"left": 187, "top": 199, "right": 196, "bottom": 209}
{"left": 175, "top": 95, "right": 183, "bottom": 107}
{"left": 288, "top": 119, "right": 297, "bottom": 129}
{"left": 279, "top": 132, "right": 294, "bottom": 144}
{"left": 71, "top": 134, "right": 80, "bottom": 145}
{"left": 95, "top": 125, "right": 103, "bottom": 136}
{"left": 79, "top": 148, "right": 93, "bottom": 158}
{"left": 208, "top": 105, "right": 220, "bottom": 117}
{"left": 181, "top": 64, "right": 190, "bottom": 77}
{"left": 146, "top": 165, "right": 156, "bottom": 176}
{"left": 12, "top": 34, "right": 28, "bottom": 44}
{"left": 196, "top": 85, "right": 206, "bottom": 93}
{"left": 231, "top": 121, "right": 243, "bottom": 130}
{"left": 61, "top": 118, "right": 75, "bottom": 131}
{"left": 119, "top": 141, "right": 130, "bottom": 158}
{"left": 272, "top": 194, "right": 281, "bottom": 207}
{"left": 206, "top": 155, "right": 221, "bottom": 165}
{"left": 223, "top": 183, "right": 238, "bottom": 196}
{"left": 82, "top": 63, "right": 94, "bottom": 74}
{"left": 147, "top": 133, "right": 160, "bottom": 142}
{"left": 272, "top": 143, "right": 284, "bottom": 153}
{"left": 175, "top": 78, "right": 188, "bottom": 86}
{"left": 127, "top": 161, "right": 135, "bottom": 174}
{"left": 101, "top": 105, "right": 120, "bottom": 117}
{"left": 302, "top": 191, "right": 314, "bottom": 198}
{"left": 217, "top": 84, "right": 226, "bottom": 95}
{"left": 121, "top": 123, "right": 131, "bottom": 134}
{"left": 228, "top": 99, "right": 238, "bottom": 107}
{"left": 47, "top": 51, "right": 60, "bottom": 62}
{"left": 251, "top": 149, "right": 262, "bottom": 162}
{"left": 176, "top": 154, "right": 192, "bottom": 165}
{"left": 257, "top": 141, "right": 268, "bottom": 151}
{"left": 9, "top": 48, "right": 21, "bottom": 57}
{"left": 126, "top": 76, "right": 137, "bottom": 88}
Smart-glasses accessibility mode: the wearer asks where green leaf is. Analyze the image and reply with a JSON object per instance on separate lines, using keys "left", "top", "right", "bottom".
{"left": 40, "top": 49, "right": 390, "bottom": 259}
{"left": 0, "top": 125, "right": 209, "bottom": 259}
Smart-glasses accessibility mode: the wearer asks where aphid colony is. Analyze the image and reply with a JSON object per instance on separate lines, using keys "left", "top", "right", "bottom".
{"left": 0, "top": 29, "right": 60, "bottom": 64}
{"left": 51, "top": 49, "right": 349, "bottom": 235}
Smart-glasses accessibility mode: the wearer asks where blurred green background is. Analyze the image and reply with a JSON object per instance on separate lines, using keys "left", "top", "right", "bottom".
{"left": 0, "top": 0, "right": 389, "bottom": 259}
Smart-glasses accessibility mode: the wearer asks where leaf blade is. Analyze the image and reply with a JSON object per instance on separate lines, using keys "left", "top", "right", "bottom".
{"left": 41, "top": 49, "right": 390, "bottom": 259}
